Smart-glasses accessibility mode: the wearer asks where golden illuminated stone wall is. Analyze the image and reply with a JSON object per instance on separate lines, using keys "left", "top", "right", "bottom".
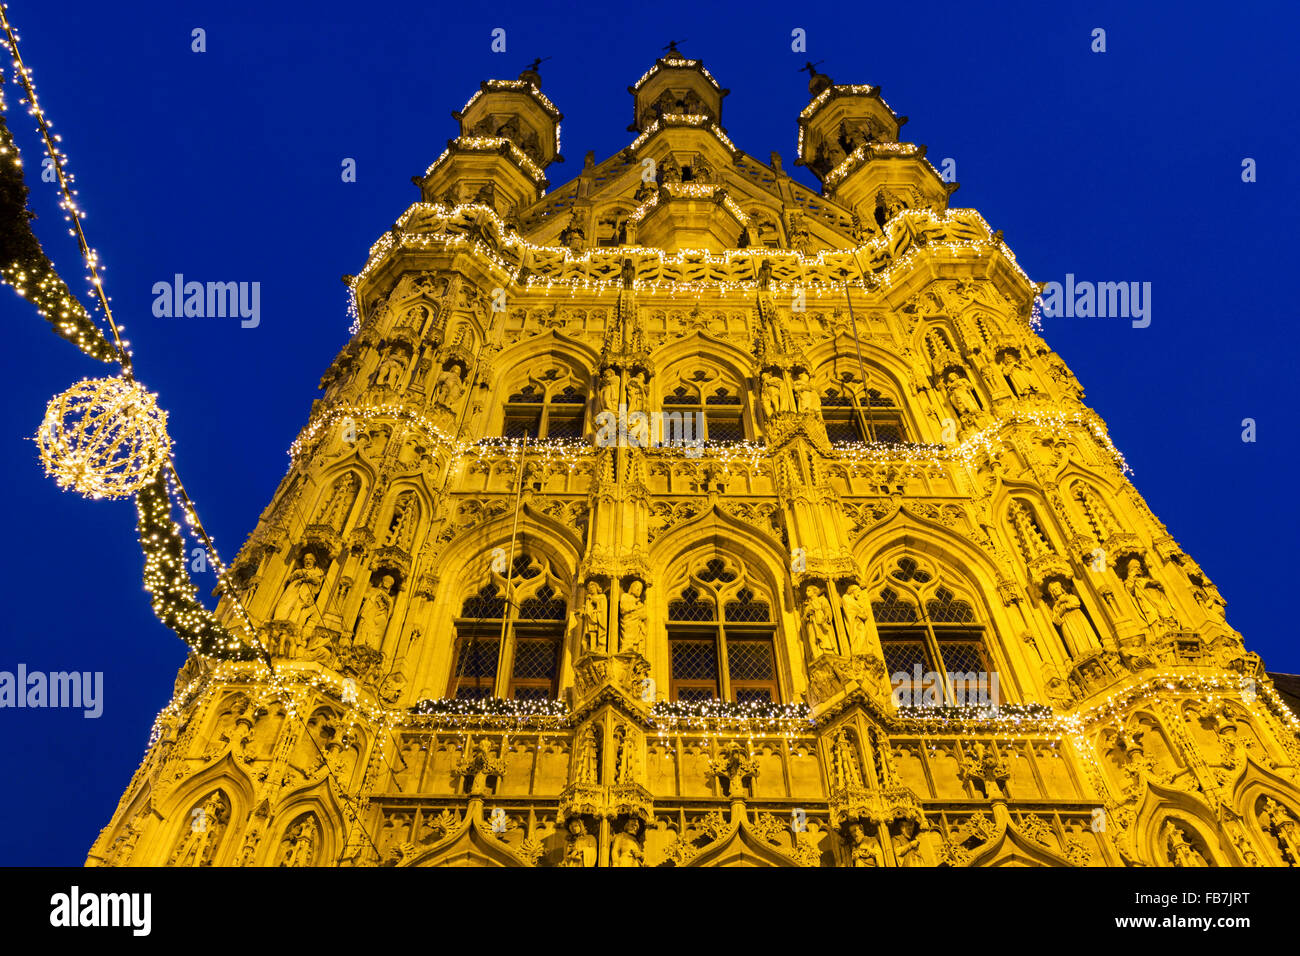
{"left": 88, "top": 52, "right": 1300, "bottom": 868}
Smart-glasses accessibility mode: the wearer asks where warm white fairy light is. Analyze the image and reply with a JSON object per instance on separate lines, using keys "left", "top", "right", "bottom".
{"left": 631, "top": 57, "right": 723, "bottom": 93}
{"left": 820, "top": 141, "right": 941, "bottom": 191}
{"left": 2, "top": 4, "right": 268, "bottom": 658}
{"left": 346, "top": 203, "right": 1033, "bottom": 303}
{"left": 796, "top": 84, "right": 900, "bottom": 157}
{"left": 627, "top": 114, "right": 736, "bottom": 153}
{"left": 423, "top": 135, "right": 546, "bottom": 183}
{"left": 625, "top": 183, "right": 750, "bottom": 228}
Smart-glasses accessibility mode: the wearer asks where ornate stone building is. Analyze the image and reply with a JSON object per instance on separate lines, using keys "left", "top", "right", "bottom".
{"left": 89, "top": 50, "right": 1300, "bottom": 868}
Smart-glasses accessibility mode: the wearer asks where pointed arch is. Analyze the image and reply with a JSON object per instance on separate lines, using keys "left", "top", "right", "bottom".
{"left": 1231, "top": 765, "right": 1300, "bottom": 866}
{"left": 805, "top": 336, "right": 918, "bottom": 445}
{"left": 151, "top": 756, "right": 256, "bottom": 867}
{"left": 266, "top": 786, "right": 345, "bottom": 866}
{"left": 965, "top": 820, "right": 1076, "bottom": 867}
{"left": 651, "top": 331, "right": 757, "bottom": 387}
{"left": 490, "top": 333, "right": 596, "bottom": 439}
{"left": 414, "top": 518, "right": 580, "bottom": 703}
{"left": 650, "top": 507, "right": 793, "bottom": 704}
{"left": 854, "top": 512, "right": 1015, "bottom": 705}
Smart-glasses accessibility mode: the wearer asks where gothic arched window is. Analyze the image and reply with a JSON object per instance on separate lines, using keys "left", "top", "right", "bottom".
{"left": 665, "top": 557, "right": 779, "bottom": 703}
{"left": 661, "top": 366, "right": 746, "bottom": 443}
{"left": 868, "top": 555, "right": 997, "bottom": 706}
{"left": 449, "top": 552, "right": 566, "bottom": 701}
{"left": 502, "top": 366, "right": 587, "bottom": 439}
{"left": 820, "top": 371, "right": 908, "bottom": 445}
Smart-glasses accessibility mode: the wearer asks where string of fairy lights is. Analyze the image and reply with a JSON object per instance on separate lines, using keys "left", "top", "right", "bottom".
{"left": 288, "top": 395, "right": 1129, "bottom": 485}
{"left": 347, "top": 200, "right": 1034, "bottom": 299}
{"left": 0, "top": 7, "right": 267, "bottom": 664}
{"left": 0, "top": 10, "right": 390, "bottom": 836}
{"left": 0, "top": 6, "right": 394, "bottom": 852}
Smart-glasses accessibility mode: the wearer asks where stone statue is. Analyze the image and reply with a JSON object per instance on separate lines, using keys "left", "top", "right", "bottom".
{"left": 432, "top": 363, "right": 465, "bottom": 409}
{"left": 281, "top": 818, "right": 317, "bottom": 867}
{"left": 839, "top": 584, "right": 872, "bottom": 656}
{"left": 760, "top": 372, "right": 785, "bottom": 419}
{"left": 374, "top": 348, "right": 408, "bottom": 389}
{"left": 1046, "top": 580, "right": 1100, "bottom": 658}
{"left": 1123, "top": 558, "right": 1178, "bottom": 626}
{"left": 598, "top": 369, "right": 621, "bottom": 414}
{"left": 272, "top": 554, "right": 324, "bottom": 631}
{"left": 944, "top": 371, "right": 981, "bottom": 418}
{"left": 618, "top": 580, "right": 648, "bottom": 655}
{"left": 577, "top": 581, "right": 608, "bottom": 655}
{"left": 625, "top": 371, "right": 648, "bottom": 415}
{"left": 892, "top": 818, "right": 925, "bottom": 867}
{"left": 355, "top": 575, "right": 395, "bottom": 648}
{"left": 802, "top": 585, "right": 838, "bottom": 656}
{"left": 560, "top": 817, "right": 597, "bottom": 867}
{"left": 302, "top": 627, "right": 335, "bottom": 666}
{"left": 792, "top": 371, "right": 821, "bottom": 414}
{"left": 611, "top": 818, "right": 645, "bottom": 867}
{"left": 559, "top": 214, "right": 585, "bottom": 251}
{"left": 1001, "top": 353, "right": 1038, "bottom": 396}
{"left": 846, "top": 822, "right": 882, "bottom": 866}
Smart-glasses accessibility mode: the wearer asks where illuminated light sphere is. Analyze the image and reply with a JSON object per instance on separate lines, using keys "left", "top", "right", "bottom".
{"left": 36, "top": 376, "right": 172, "bottom": 499}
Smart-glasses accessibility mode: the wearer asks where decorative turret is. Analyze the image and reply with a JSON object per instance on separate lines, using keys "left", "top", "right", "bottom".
{"left": 627, "top": 41, "right": 729, "bottom": 132}
{"left": 623, "top": 46, "right": 741, "bottom": 252}
{"left": 795, "top": 72, "right": 954, "bottom": 229}
{"left": 415, "top": 61, "right": 564, "bottom": 217}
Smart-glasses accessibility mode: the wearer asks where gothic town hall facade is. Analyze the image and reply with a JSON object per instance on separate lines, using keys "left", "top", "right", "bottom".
{"left": 90, "top": 51, "right": 1300, "bottom": 868}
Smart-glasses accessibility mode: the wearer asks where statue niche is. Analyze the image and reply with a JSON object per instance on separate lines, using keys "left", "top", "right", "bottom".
{"left": 169, "top": 790, "right": 231, "bottom": 867}
{"left": 1044, "top": 578, "right": 1102, "bottom": 659}
{"left": 432, "top": 359, "right": 468, "bottom": 413}
{"left": 315, "top": 473, "right": 360, "bottom": 532}
{"left": 373, "top": 343, "right": 412, "bottom": 391}
{"left": 383, "top": 491, "right": 420, "bottom": 553}
{"left": 278, "top": 814, "right": 321, "bottom": 867}
{"left": 353, "top": 573, "right": 397, "bottom": 650}
{"left": 270, "top": 552, "right": 326, "bottom": 654}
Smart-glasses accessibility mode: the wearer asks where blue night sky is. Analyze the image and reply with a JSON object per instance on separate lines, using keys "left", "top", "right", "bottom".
{"left": 0, "top": 1, "right": 1295, "bottom": 864}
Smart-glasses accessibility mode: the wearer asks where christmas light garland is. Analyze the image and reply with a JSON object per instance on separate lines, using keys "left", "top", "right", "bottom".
{"left": 1, "top": 5, "right": 262, "bottom": 662}
{"left": 651, "top": 698, "right": 814, "bottom": 736}
{"left": 0, "top": 99, "right": 117, "bottom": 361}
{"left": 134, "top": 468, "right": 260, "bottom": 661}
{"left": 410, "top": 695, "right": 571, "bottom": 723}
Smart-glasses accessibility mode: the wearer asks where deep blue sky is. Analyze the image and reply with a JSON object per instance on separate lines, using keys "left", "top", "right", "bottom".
{"left": 0, "top": 1, "right": 1295, "bottom": 864}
